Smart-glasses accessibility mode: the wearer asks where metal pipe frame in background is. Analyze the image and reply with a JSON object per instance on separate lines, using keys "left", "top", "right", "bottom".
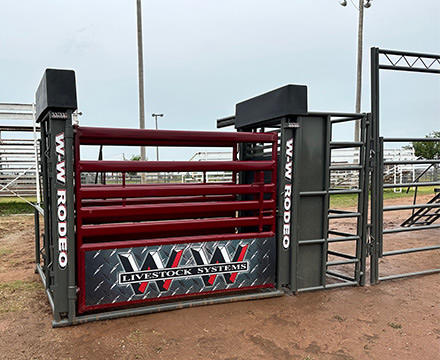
{"left": 370, "top": 47, "right": 440, "bottom": 284}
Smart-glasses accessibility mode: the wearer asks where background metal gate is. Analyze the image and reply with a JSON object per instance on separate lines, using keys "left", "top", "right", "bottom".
{"left": 370, "top": 48, "right": 440, "bottom": 283}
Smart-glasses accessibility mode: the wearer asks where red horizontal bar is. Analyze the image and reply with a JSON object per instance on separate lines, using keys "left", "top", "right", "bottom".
{"left": 81, "top": 216, "right": 275, "bottom": 238}
{"left": 81, "top": 195, "right": 237, "bottom": 206}
{"left": 78, "top": 183, "right": 275, "bottom": 199}
{"left": 76, "top": 126, "right": 277, "bottom": 146}
{"left": 81, "top": 181, "right": 235, "bottom": 188}
{"left": 79, "top": 200, "right": 275, "bottom": 221}
{"left": 80, "top": 232, "right": 275, "bottom": 251}
{"left": 78, "top": 160, "right": 275, "bottom": 173}
{"left": 81, "top": 210, "right": 236, "bottom": 224}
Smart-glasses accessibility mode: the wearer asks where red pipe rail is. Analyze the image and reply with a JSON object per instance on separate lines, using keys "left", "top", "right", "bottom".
{"left": 74, "top": 126, "right": 278, "bottom": 312}
{"left": 75, "top": 126, "right": 275, "bottom": 146}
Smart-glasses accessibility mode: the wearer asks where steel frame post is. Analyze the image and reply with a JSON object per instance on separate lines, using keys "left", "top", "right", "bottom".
{"left": 322, "top": 115, "right": 331, "bottom": 288}
{"left": 277, "top": 118, "right": 294, "bottom": 290}
{"left": 35, "top": 69, "right": 78, "bottom": 324}
{"left": 34, "top": 207, "right": 40, "bottom": 270}
{"left": 359, "top": 113, "right": 372, "bottom": 286}
{"left": 39, "top": 121, "right": 51, "bottom": 289}
{"left": 370, "top": 47, "right": 380, "bottom": 285}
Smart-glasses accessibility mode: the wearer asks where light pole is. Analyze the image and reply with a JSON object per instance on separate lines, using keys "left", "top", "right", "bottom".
{"left": 152, "top": 113, "right": 164, "bottom": 161}
{"left": 136, "top": 0, "right": 146, "bottom": 182}
{"left": 339, "top": 0, "right": 372, "bottom": 142}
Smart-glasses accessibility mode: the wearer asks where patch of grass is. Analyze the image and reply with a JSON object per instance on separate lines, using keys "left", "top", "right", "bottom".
{"left": 0, "top": 248, "right": 13, "bottom": 256}
{"left": 0, "top": 280, "right": 41, "bottom": 313}
{"left": 330, "top": 186, "right": 438, "bottom": 208}
{"left": 0, "top": 197, "right": 37, "bottom": 203}
{"left": 333, "top": 315, "right": 345, "bottom": 322}
{"left": 388, "top": 322, "right": 402, "bottom": 329}
{"left": 0, "top": 198, "right": 37, "bottom": 216}
{"left": 0, "top": 280, "right": 40, "bottom": 292}
{"left": 127, "top": 329, "right": 143, "bottom": 344}
{"left": 330, "top": 194, "right": 358, "bottom": 208}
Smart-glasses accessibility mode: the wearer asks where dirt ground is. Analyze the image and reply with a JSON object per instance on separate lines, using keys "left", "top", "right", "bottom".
{"left": 0, "top": 195, "right": 439, "bottom": 360}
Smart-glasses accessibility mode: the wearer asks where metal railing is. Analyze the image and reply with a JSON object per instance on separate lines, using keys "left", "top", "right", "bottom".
{"left": 0, "top": 103, "right": 40, "bottom": 201}
{"left": 324, "top": 112, "right": 370, "bottom": 288}
{"left": 370, "top": 47, "right": 440, "bottom": 283}
{"left": 74, "top": 126, "right": 278, "bottom": 313}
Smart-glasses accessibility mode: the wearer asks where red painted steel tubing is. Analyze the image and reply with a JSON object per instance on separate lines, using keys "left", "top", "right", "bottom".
{"left": 81, "top": 211, "right": 237, "bottom": 224}
{"left": 79, "top": 183, "right": 275, "bottom": 199}
{"left": 81, "top": 195, "right": 237, "bottom": 206}
{"left": 74, "top": 125, "right": 278, "bottom": 249}
{"left": 80, "top": 200, "right": 275, "bottom": 220}
{"left": 81, "top": 216, "right": 275, "bottom": 238}
{"left": 78, "top": 160, "right": 275, "bottom": 173}
{"left": 76, "top": 126, "right": 277, "bottom": 146}
{"left": 80, "top": 232, "right": 275, "bottom": 251}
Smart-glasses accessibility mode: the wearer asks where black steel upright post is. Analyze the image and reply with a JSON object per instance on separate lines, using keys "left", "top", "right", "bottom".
{"left": 278, "top": 118, "right": 295, "bottom": 289}
{"left": 39, "top": 121, "right": 51, "bottom": 287}
{"left": 35, "top": 69, "right": 77, "bottom": 324}
{"left": 370, "top": 47, "right": 380, "bottom": 284}
{"left": 359, "top": 113, "right": 372, "bottom": 286}
{"left": 234, "top": 85, "right": 308, "bottom": 290}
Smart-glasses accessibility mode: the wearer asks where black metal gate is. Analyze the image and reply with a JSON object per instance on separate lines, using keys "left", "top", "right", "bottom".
{"left": 370, "top": 48, "right": 440, "bottom": 283}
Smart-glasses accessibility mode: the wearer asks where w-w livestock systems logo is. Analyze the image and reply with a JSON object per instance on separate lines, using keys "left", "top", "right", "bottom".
{"left": 83, "top": 238, "right": 276, "bottom": 308}
{"left": 118, "top": 245, "right": 248, "bottom": 295}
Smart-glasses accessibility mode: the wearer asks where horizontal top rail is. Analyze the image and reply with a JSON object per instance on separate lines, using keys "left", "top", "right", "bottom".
{"left": 379, "top": 66, "right": 440, "bottom": 74}
{"left": 308, "top": 111, "right": 364, "bottom": 118}
{"left": 76, "top": 126, "right": 277, "bottom": 146}
{"left": 0, "top": 125, "right": 39, "bottom": 132}
{"left": 330, "top": 141, "right": 363, "bottom": 148}
{"left": 383, "top": 181, "right": 440, "bottom": 189}
{"left": 329, "top": 165, "right": 363, "bottom": 170}
{"left": 216, "top": 115, "right": 236, "bottom": 128}
{"left": 384, "top": 160, "right": 440, "bottom": 165}
{"left": 378, "top": 48, "right": 440, "bottom": 59}
{"left": 383, "top": 138, "right": 440, "bottom": 142}
{"left": 0, "top": 103, "right": 34, "bottom": 111}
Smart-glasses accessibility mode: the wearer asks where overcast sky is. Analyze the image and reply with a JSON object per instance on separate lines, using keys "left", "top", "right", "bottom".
{"left": 1, "top": 0, "right": 439, "bottom": 160}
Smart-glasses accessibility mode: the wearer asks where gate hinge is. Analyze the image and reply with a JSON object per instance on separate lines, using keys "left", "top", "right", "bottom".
{"left": 366, "top": 238, "right": 374, "bottom": 257}
{"left": 369, "top": 149, "right": 375, "bottom": 167}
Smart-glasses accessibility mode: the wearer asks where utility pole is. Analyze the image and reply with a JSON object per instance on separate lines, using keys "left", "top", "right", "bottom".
{"left": 355, "top": 0, "right": 364, "bottom": 142}
{"left": 339, "top": 0, "right": 372, "bottom": 142}
{"left": 136, "top": 0, "right": 146, "bottom": 182}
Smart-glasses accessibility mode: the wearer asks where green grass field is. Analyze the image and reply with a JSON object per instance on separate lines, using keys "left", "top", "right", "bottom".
{"left": 0, "top": 197, "right": 37, "bottom": 216}
{"left": 330, "top": 186, "right": 437, "bottom": 208}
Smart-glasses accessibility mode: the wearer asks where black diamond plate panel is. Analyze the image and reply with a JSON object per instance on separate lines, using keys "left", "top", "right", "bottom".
{"left": 84, "top": 237, "right": 275, "bottom": 307}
